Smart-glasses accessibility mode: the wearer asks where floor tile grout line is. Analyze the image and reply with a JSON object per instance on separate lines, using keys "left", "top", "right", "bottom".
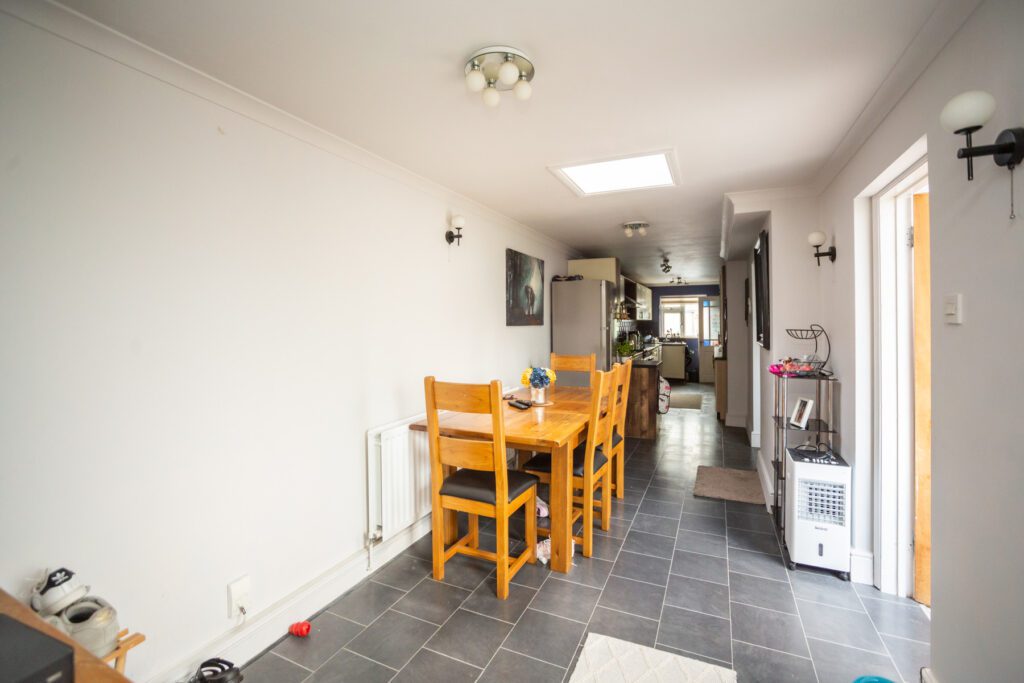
{"left": 656, "top": 643, "right": 733, "bottom": 668}
{"left": 732, "top": 638, "right": 814, "bottom": 662}
{"left": 341, "top": 646, "right": 401, "bottom": 672}
{"left": 729, "top": 598, "right": 799, "bottom": 618}
{"left": 851, "top": 571, "right": 908, "bottom": 683}
{"left": 420, "top": 645, "right": 484, "bottom": 671}
{"left": 719, "top": 433, "right": 736, "bottom": 667}
{"left": 267, "top": 650, "right": 314, "bottom": 673}
{"left": 792, "top": 595, "right": 868, "bottom": 614}
{"left": 773, "top": 522, "right": 821, "bottom": 683}
{"left": 876, "top": 632, "right": 930, "bottom": 646}
{"left": 804, "top": 634, "right": 896, "bottom": 657}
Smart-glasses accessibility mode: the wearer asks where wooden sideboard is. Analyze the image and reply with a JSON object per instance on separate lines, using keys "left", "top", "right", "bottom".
{"left": 625, "top": 361, "right": 662, "bottom": 440}
{"left": 0, "top": 589, "right": 131, "bottom": 682}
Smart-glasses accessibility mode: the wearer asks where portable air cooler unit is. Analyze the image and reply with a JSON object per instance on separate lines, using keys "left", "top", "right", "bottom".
{"left": 785, "top": 448, "right": 851, "bottom": 577}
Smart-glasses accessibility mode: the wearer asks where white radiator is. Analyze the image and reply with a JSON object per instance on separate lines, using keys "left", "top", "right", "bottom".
{"left": 366, "top": 415, "right": 432, "bottom": 544}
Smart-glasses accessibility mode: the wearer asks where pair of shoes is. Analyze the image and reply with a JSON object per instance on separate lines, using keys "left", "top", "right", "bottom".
{"left": 536, "top": 497, "right": 550, "bottom": 518}
{"left": 30, "top": 568, "right": 120, "bottom": 658}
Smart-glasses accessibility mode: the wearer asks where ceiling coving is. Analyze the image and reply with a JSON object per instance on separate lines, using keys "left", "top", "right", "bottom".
{"left": 464, "top": 46, "right": 534, "bottom": 107}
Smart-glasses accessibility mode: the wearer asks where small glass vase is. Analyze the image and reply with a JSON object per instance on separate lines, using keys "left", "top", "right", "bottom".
{"left": 530, "top": 386, "right": 547, "bottom": 404}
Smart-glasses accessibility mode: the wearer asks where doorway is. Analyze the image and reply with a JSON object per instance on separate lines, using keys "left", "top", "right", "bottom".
{"left": 871, "top": 159, "right": 931, "bottom": 604}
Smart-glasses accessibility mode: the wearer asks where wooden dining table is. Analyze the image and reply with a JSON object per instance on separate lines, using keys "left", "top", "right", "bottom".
{"left": 410, "top": 384, "right": 592, "bottom": 573}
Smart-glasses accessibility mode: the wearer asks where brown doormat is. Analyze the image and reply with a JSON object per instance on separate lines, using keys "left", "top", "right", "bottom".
{"left": 694, "top": 466, "right": 765, "bottom": 505}
{"left": 669, "top": 392, "right": 703, "bottom": 410}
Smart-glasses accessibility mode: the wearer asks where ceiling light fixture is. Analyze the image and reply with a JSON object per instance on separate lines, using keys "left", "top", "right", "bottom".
{"left": 623, "top": 221, "right": 649, "bottom": 238}
{"left": 941, "top": 90, "right": 1023, "bottom": 218}
{"left": 464, "top": 46, "right": 534, "bottom": 107}
{"left": 552, "top": 152, "right": 677, "bottom": 197}
{"left": 670, "top": 276, "right": 687, "bottom": 285}
{"left": 660, "top": 257, "right": 672, "bottom": 274}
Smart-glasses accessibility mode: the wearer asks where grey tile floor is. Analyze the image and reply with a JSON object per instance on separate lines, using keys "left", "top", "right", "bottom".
{"left": 244, "top": 385, "right": 930, "bottom": 682}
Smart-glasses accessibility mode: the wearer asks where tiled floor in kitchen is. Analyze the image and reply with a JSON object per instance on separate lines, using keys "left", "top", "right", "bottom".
{"left": 243, "top": 384, "right": 930, "bottom": 682}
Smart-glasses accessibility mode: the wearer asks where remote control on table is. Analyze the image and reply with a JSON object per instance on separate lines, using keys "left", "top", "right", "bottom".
{"left": 509, "top": 399, "right": 532, "bottom": 410}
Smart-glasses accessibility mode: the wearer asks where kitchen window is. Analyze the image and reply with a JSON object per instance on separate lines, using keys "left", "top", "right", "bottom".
{"left": 661, "top": 298, "right": 699, "bottom": 337}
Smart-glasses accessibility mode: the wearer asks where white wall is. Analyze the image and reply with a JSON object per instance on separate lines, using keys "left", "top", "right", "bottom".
{"left": 723, "top": 260, "right": 749, "bottom": 428}
{"left": 727, "top": 191, "right": 822, "bottom": 498}
{"left": 817, "top": 0, "right": 1024, "bottom": 679}
{"left": 0, "top": 4, "right": 571, "bottom": 681}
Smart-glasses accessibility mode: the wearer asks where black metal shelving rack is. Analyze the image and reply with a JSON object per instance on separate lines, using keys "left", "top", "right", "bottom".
{"left": 771, "top": 372, "right": 838, "bottom": 570}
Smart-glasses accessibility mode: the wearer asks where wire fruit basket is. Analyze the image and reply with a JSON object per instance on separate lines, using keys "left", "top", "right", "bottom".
{"left": 770, "top": 324, "right": 831, "bottom": 376}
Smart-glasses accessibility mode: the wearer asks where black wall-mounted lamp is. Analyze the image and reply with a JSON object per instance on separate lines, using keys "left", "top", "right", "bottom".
{"left": 808, "top": 231, "right": 836, "bottom": 266}
{"left": 445, "top": 214, "right": 466, "bottom": 245}
{"left": 941, "top": 90, "right": 1023, "bottom": 218}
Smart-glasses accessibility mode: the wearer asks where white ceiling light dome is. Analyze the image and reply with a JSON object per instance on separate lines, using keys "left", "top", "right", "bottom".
{"left": 624, "top": 221, "right": 650, "bottom": 238}
{"left": 463, "top": 46, "right": 534, "bottom": 107}
{"left": 464, "top": 63, "right": 486, "bottom": 93}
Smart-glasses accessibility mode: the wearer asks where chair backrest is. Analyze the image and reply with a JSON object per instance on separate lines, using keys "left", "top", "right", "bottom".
{"left": 549, "top": 352, "right": 597, "bottom": 387}
{"left": 423, "top": 377, "right": 508, "bottom": 501}
{"left": 580, "top": 369, "right": 615, "bottom": 479}
{"left": 612, "top": 358, "right": 633, "bottom": 437}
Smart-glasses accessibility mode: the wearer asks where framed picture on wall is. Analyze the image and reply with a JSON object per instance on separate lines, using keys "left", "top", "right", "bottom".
{"left": 754, "top": 230, "right": 770, "bottom": 349}
{"left": 505, "top": 249, "right": 544, "bottom": 325}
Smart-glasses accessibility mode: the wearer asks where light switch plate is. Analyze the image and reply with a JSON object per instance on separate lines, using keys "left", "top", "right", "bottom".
{"left": 944, "top": 294, "right": 963, "bottom": 325}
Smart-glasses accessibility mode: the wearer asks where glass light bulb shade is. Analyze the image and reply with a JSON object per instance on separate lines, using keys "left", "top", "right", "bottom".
{"left": 940, "top": 90, "right": 996, "bottom": 133}
{"left": 482, "top": 86, "right": 500, "bottom": 107}
{"left": 451, "top": 214, "right": 466, "bottom": 229}
{"left": 637, "top": 226, "right": 647, "bottom": 236}
{"left": 465, "top": 68, "right": 486, "bottom": 93}
{"left": 808, "top": 231, "right": 827, "bottom": 247}
{"left": 513, "top": 78, "right": 532, "bottom": 101}
{"left": 498, "top": 59, "right": 520, "bottom": 86}
{"left": 624, "top": 227, "right": 634, "bottom": 238}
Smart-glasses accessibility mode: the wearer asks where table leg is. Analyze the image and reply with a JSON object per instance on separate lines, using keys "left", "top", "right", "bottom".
{"left": 549, "top": 442, "right": 573, "bottom": 573}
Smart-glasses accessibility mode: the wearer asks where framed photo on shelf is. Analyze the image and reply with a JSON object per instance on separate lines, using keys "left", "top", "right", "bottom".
{"left": 790, "top": 398, "right": 814, "bottom": 429}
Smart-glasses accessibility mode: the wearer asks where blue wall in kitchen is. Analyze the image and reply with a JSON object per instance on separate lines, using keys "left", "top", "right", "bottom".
{"left": 637, "top": 284, "right": 720, "bottom": 379}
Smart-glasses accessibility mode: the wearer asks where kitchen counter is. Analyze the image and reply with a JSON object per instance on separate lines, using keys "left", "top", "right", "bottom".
{"left": 625, "top": 360, "right": 662, "bottom": 440}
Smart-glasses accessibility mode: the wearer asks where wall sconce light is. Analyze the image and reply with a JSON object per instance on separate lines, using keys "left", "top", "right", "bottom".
{"left": 445, "top": 215, "right": 465, "bottom": 246}
{"left": 941, "top": 91, "right": 1022, "bottom": 219}
{"left": 808, "top": 231, "right": 836, "bottom": 266}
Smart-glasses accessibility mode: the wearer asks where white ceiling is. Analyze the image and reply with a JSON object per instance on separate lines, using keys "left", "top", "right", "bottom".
{"left": 60, "top": 0, "right": 958, "bottom": 283}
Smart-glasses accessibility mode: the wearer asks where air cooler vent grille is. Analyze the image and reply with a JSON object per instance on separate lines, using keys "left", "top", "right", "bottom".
{"left": 797, "top": 479, "right": 846, "bottom": 526}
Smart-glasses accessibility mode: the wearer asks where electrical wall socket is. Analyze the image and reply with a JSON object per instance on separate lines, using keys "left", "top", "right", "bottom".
{"left": 227, "top": 575, "right": 250, "bottom": 618}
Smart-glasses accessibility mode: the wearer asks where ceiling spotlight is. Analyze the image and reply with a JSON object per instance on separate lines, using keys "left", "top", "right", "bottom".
{"left": 660, "top": 257, "right": 672, "bottom": 274}
{"left": 670, "top": 276, "right": 687, "bottom": 285}
{"left": 624, "top": 221, "right": 649, "bottom": 238}
{"left": 463, "top": 46, "right": 535, "bottom": 107}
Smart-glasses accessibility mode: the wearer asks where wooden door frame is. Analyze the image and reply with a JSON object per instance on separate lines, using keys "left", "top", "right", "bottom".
{"left": 912, "top": 193, "right": 932, "bottom": 606}
{"left": 870, "top": 158, "right": 928, "bottom": 597}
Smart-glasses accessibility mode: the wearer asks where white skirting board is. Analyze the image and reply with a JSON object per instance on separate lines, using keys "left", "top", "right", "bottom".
{"left": 850, "top": 549, "right": 874, "bottom": 584}
{"left": 921, "top": 667, "right": 939, "bottom": 683}
{"left": 148, "top": 516, "right": 431, "bottom": 683}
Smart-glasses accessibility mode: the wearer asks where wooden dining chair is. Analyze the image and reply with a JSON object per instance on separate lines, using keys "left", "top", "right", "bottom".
{"left": 424, "top": 377, "right": 538, "bottom": 599}
{"left": 550, "top": 352, "right": 597, "bottom": 387}
{"left": 609, "top": 358, "right": 633, "bottom": 499}
{"left": 522, "top": 369, "right": 614, "bottom": 557}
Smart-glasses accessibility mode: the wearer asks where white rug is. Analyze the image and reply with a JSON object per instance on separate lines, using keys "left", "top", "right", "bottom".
{"left": 569, "top": 633, "right": 737, "bottom": 683}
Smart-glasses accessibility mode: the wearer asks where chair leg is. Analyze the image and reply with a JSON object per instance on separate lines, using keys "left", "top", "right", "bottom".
{"left": 601, "top": 472, "right": 612, "bottom": 531}
{"left": 431, "top": 504, "right": 446, "bottom": 581}
{"left": 615, "top": 447, "right": 625, "bottom": 499}
{"left": 525, "top": 488, "right": 537, "bottom": 564}
{"left": 495, "top": 513, "right": 510, "bottom": 600}
{"left": 582, "top": 481, "right": 594, "bottom": 557}
{"left": 468, "top": 514, "right": 479, "bottom": 549}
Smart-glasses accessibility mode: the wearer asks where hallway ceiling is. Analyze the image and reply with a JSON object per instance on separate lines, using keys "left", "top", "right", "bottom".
{"left": 59, "top": 0, "right": 965, "bottom": 283}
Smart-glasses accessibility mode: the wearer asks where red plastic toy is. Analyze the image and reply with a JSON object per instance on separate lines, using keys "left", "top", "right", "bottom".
{"left": 289, "top": 621, "right": 311, "bottom": 637}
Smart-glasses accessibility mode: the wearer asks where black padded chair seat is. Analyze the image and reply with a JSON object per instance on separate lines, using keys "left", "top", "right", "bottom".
{"left": 439, "top": 469, "right": 539, "bottom": 505}
{"left": 523, "top": 442, "right": 608, "bottom": 477}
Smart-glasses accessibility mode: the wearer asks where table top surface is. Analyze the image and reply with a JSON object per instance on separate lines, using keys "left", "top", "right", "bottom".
{"left": 0, "top": 589, "right": 130, "bottom": 682}
{"left": 410, "top": 385, "right": 591, "bottom": 449}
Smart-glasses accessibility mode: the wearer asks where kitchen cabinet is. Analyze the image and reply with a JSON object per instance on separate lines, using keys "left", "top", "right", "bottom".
{"left": 636, "top": 283, "right": 652, "bottom": 320}
{"left": 662, "top": 343, "right": 688, "bottom": 379}
{"left": 625, "top": 361, "right": 661, "bottom": 440}
{"left": 569, "top": 258, "right": 620, "bottom": 291}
